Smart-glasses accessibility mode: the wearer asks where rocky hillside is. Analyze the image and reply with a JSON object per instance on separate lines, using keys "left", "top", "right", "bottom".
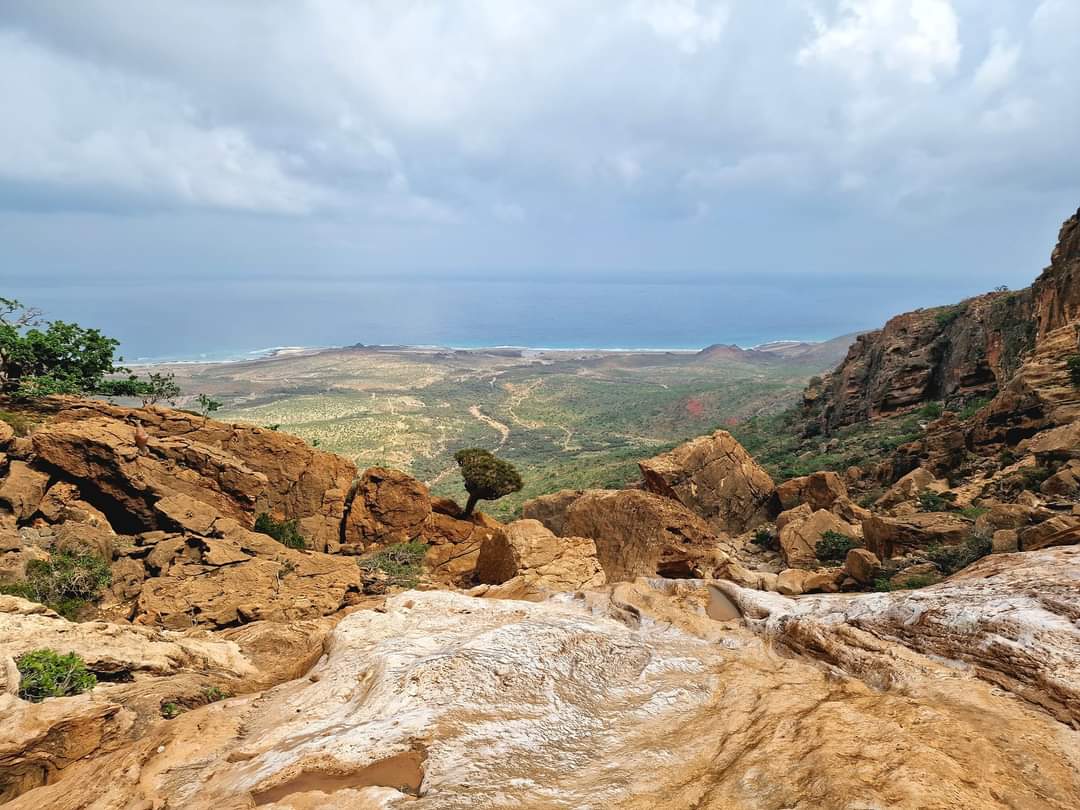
{"left": 3, "top": 213, "right": 1080, "bottom": 810}
{"left": 805, "top": 207, "right": 1080, "bottom": 435}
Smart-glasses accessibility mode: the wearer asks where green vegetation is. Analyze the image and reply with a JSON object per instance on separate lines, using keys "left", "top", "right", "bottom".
{"left": 958, "top": 396, "right": 993, "bottom": 420}
{"left": 455, "top": 448, "right": 523, "bottom": 516}
{"left": 917, "top": 402, "right": 943, "bottom": 419}
{"left": 358, "top": 541, "right": 427, "bottom": 589}
{"left": 917, "top": 490, "right": 956, "bottom": 511}
{"left": 253, "top": 512, "right": 306, "bottom": 549}
{"left": 934, "top": 306, "right": 964, "bottom": 329}
{"left": 16, "top": 649, "right": 96, "bottom": 702}
{"left": 752, "top": 527, "right": 778, "bottom": 552}
{"left": 873, "top": 574, "right": 939, "bottom": 592}
{"left": 196, "top": 393, "right": 222, "bottom": 416}
{"left": 0, "top": 409, "right": 34, "bottom": 436}
{"left": 815, "top": 530, "right": 860, "bottom": 562}
{"left": 1067, "top": 355, "right": 1080, "bottom": 388}
{"left": 203, "top": 686, "right": 230, "bottom": 703}
{"left": 161, "top": 702, "right": 184, "bottom": 719}
{"left": 927, "top": 535, "right": 992, "bottom": 575}
{"left": 0, "top": 552, "right": 112, "bottom": 619}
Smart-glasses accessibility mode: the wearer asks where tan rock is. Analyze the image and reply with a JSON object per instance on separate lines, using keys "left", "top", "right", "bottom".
{"left": 862, "top": 512, "right": 972, "bottom": 559}
{"left": 564, "top": 488, "right": 733, "bottom": 581}
{"left": 775, "top": 503, "right": 812, "bottom": 532}
{"left": 844, "top": 547, "right": 882, "bottom": 584}
{"left": 1019, "top": 516, "right": 1080, "bottom": 551}
{"left": 889, "top": 562, "right": 940, "bottom": 588}
{"left": 36, "top": 482, "right": 113, "bottom": 532}
{"left": 778, "top": 509, "right": 858, "bottom": 569}
{"left": 992, "top": 529, "right": 1019, "bottom": 554}
{"left": 775, "top": 471, "right": 847, "bottom": 512}
{"left": 474, "top": 519, "right": 604, "bottom": 598}
{"left": 520, "top": 489, "right": 586, "bottom": 536}
{"left": 342, "top": 467, "right": 431, "bottom": 550}
{"left": 0, "top": 420, "right": 13, "bottom": 449}
{"left": 423, "top": 511, "right": 504, "bottom": 586}
{"left": 639, "top": 430, "right": 774, "bottom": 534}
{"left": 0, "top": 462, "right": 49, "bottom": 521}
{"left": 875, "top": 467, "right": 950, "bottom": 510}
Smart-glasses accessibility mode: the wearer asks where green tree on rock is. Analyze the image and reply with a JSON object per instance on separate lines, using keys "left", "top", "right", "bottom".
{"left": 454, "top": 448, "right": 523, "bottom": 517}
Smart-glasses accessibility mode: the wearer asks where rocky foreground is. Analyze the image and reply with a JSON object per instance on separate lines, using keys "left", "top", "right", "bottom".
{"left": 3, "top": 209, "right": 1080, "bottom": 808}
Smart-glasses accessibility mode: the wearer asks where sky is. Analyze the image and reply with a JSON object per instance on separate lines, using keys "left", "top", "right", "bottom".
{"left": 2, "top": 1, "right": 1079, "bottom": 355}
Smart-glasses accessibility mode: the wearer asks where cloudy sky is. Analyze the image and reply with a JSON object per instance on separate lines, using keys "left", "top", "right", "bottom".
{"left": 2, "top": 1, "right": 1078, "bottom": 354}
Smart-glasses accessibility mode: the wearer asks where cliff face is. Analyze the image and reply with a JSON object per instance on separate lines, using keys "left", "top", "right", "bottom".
{"left": 806, "top": 208, "right": 1079, "bottom": 436}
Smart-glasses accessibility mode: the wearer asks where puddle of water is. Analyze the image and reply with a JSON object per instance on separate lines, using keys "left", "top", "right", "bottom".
{"left": 251, "top": 750, "right": 425, "bottom": 805}
{"left": 706, "top": 585, "right": 742, "bottom": 621}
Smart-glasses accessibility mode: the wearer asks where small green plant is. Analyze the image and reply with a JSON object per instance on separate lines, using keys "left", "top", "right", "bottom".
{"left": 196, "top": 393, "right": 222, "bottom": 416}
{"left": 926, "top": 535, "right": 992, "bottom": 575}
{"left": 160, "top": 701, "right": 183, "bottom": 719}
{"left": 263, "top": 424, "right": 281, "bottom": 431}
{"left": 253, "top": 512, "right": 306, "bottom": 550}
{"left": 1020, "top": 466, "right": 1052, "bottom": 488}
{"left": 752, "top": 527, "right": 778, "bottom": 552}
{"left": 934, "top": 306, "right": 964, "bottom": 329}
{"left": 0, "top": 409, "right": 34, "bottom": 436}
{"left": 16, "top": 649, "right": 96, "bottom": 702}
{"left": 1067, "top": 355, "right": 1080, "bottom": 388}
{"left": 454, "top": 448, "right": 523, "bottom": 516}
{"left": 917, "top": 402, "right": 944, "bottom": 419}
{"left": 917, "top": 489, "right": 956, "bottom": 511}
{"left": 0, "top": 552, "right": 112, "bottom": 619}
{"left": 311, "top": 437, "right": 321, "bottom": 447}
{"left": 202, "top": 686, "right": 229, "bottom": 703}
{"left": 358, "top": 541, "right": 428, "bottom": 589}
{"left": 815, "top": 530, "right": 860, "bottom": 562}
{"left": 875, "top": 574, "right": 939, "bottom": 591}
{"left": 958, "top": 396, "right": 993, "bottom": 420}
{"left": 959, "top": 506, "right": 988, "bottom": 520}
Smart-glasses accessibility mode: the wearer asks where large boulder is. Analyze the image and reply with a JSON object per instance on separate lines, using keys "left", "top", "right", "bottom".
{"left": 862, "top": 512, "right": 972, "bottom": 559}
{"left": 563, "top": 489, "right": 733, "bottom": 581}
{"left": 473, "top": 519, "right": 605, "bottom": 598}
{"left": 520, "top": 489, "right": 585, "bottom": 536}
{"left": 639, "top": 430, "right": 774, "bottom": 534}
{"left": 875, "top": 467, "right": 950, "bottom": 510}
{"left": 341, "top": 467, "right": 432, "bottom": 551}
{"left": 778, "top": 509, "right": 859, "bottom": 569}
{"left": 844, "top": 548, "right": 882, "bottom": 584}
{"left": 36, "top": 482, "right": 113, "bottom": 532}
{"left": 775, "top": 472, "right": 857, "bottom": 517}
{"left": 423, "top": 511, "right": 504, "bottom": 586}
{"left": 33, "top": 400, "right": 355, "bottom": 550}
{"left": 0, "top": 462, "right": 49, "bottom": 522}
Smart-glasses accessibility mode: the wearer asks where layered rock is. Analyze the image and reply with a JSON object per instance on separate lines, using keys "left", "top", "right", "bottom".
{"left": 473, "top": 519, "right": 605, "bottom": 599}
{"left": 520, "top": 489, "right": 584, "bottom": 536}
{"left": 638, "top": 430, "right": 774, "bottom": 533}
{"left": 563, "top": 488, "right": 733, "bottom": 580}
{"left": 862, "top": 512, "right": 972, "bottom": 559}
{"left": 777, "top": 508, "right": 859, "bottom": 569}
{"left": 341, "top": 466, "right": 432, "bottom": 551}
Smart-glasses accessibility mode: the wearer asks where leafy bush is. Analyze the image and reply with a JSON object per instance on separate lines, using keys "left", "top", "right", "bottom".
{"left": 958, "top": 396, "right": 993, "bottom": 420}
{"left": 917, "top": 490, "right": 956, "bottom": 511}
{"left": 752, "top": 527, "right": 778, "bottom": 552}
{"left": 196, "top": 393, "right": 222, "bottom": 416}
{"left": 0, "top": 552, "right": 112, "bottom": 619}
{"left": 454, "top": 448, "right": 523, "bottom": 516}
{"left": 1, "top": 297, "right": 130, "bottom": 397}
{"left": 99, "top": 371, "right": 181, "bottom": 405}
{"left": 815, "top": 530, "right": 860, "bottom": 562}
{"left": 934, "top": 306, "right": 964, "bottom": 329}
{"left": 926, "top": 535, "right": 992, "bottom": 575}
{"left": 873, "top": 574, "right": 939, "bottom": 592}
{"left": 1067, "top": 355, "right": 1080, "bottom": 388}
{"left": 16, "top": 649, "right": 96, "bottom": 702}
{"left": 917, "top": 402, "right": 944, "bottom": 419}
{"left": 161, "top": 701, "right": 183, "bottom": 719}
{"left": 358, "top": 541, "right": 428, "bottom": 589}
{"left": 253, "top": 513, "right": 306, "bottom": 549}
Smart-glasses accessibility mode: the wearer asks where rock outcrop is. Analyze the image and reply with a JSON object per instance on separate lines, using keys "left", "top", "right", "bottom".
{"left": 563, "top": 488, "right": 734, "bottom": 580}
{"left": 862, "top": 512, "right": 972, "bottom": 559}
{"left": 639, "top": 430, "right": 774, "bottom": 533}
{"left": 473, "top": 519, "right": 605, "bottom": 599}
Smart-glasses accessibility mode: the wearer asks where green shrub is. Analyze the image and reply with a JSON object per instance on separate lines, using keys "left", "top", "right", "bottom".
{"left": 0, "top": 409, "right": 34, "bottom": 436}
{"left": 752, "top": 527, "right": 778, "bottom": 551}
{"left": 358, "top": 541, "right": 428, "bottom": 589}
{"left": 202, "top": 686, "right": 230, "bottom": 703}
{"left": 959, "top": 396, "right": 992, "bottom": 420}
{"left": 161, "top": 701, "right": 183, "bottom": 719}
{"left": 815, "top": 530, "right": 860, "bottom": 562}
{"left": 16, "top": 649, "right": 96, "bottom": 702}
{"left": 917, "top": 402, "right": 944, "bottom": 419}
{"left": 1067, "top": 355, "right": 1080, "bottom": 388}
{"left": 196, "top": 393, "right": 222, "bottom": 416}
{"left": 1020, "top": 466, "right": 1052, "bottom": 489}
{"left": 0, "top": 552, "right": 112, "bottom": 619}
{"left": 934, "top": 306, "right": 964, "bottom": 329}
{"left": 253, "top": 513, "right": 306, "bottom": 549}
{"left": 917, "top": 490, "right": 956, "bottom": 511}
{"left": 874, "top": 574, "right": 939, "bottom": 591}
{"left": 454, "top": 448, "right": 523, "bottom": 516}
{"left": 926, "top": 535, "right": 992, "bottom": 575}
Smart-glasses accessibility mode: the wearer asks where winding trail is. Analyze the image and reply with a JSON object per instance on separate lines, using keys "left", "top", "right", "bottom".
{"left": 425, "top": 404, "right": 511, "bottom": 487}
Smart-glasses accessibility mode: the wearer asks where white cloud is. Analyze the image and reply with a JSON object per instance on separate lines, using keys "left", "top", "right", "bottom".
{"left": 799, "top": 0, "right": 961, "bottom": 84}
{"left": 629, "top": 0, "right": 730, "bottom": 54}
{"left": 973, "top": 32, "right": 1021, "bottom": 94}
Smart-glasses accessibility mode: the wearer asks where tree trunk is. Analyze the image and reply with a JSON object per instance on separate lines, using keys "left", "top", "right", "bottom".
{"left": 463, "top": 493, "right": 480, "bottom": 517}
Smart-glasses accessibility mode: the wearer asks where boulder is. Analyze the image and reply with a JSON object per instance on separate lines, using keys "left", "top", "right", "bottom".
{"left": 778, "top": 509, "right": 859, "bottom": 569}
{"left": 36, "top": 482, "right": 113, "bottom": 532}
{"left": 341, "top": 467, "right": 432, "bottom": 551}
{"left": 0, "top": 462, "right": 49, "bottom": 522}
{"left": 775, "top": 567, "right": 840, "bottom": 596}
{"left": 563, "top": 489, "right": 733, "bottom": 581}
{"left": 1028, "top": 422, "right": 1080, "bottom": 464}
{"left": 520, "top": 489, "right": 586, "bottom": 536}
{"left": 473, "top": 519, "right": 605, "bottom": 598}
{"left": 0, "top": 420, "right": 13, "bottom": 449}
{"left": 1018, "top": 516, "right": 1080, "bottom": 552}
{"left": 972, "top": 501, "right": 1051, "bottom": 537}
{"left": 638, "top": 430, "right": 774, "bottom": 534}
{"left": 33, "top": 401, "right": 355, "bottom": 549}
{"left": 992, "top": 529, "right": 1019, "bottom": 554}
{"left": 875, "top": 467, "right": 950, "bottom": 510}
{"left": 888, "top": 562, "right": 941, "bottom": 588}
{"left": 844, "top": 548, "right": 882, "bottom": 584}
{"left": 775, "top": 471, "right": 864, "bottom": 522}
{"left": 862, "top": 512, "right": 972, "bottom": 559}
{"left": 423, "top": 511, "right": 505, "bottom": 586}
{"left": 775, "top": 503, "right": 812, "bottom": 532}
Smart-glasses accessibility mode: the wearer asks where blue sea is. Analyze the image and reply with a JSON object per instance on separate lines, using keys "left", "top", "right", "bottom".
{"left": 11, "top": 276, "right": 988, "bottom": 362}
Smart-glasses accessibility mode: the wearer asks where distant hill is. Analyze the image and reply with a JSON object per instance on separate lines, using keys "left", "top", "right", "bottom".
{"left": 694, "top": 332, "right": 860, "bottom": 371}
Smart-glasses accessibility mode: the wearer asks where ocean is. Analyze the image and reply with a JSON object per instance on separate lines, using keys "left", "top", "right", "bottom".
{"left": 11, "top": 275, "right": 986, "bottom": 362}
